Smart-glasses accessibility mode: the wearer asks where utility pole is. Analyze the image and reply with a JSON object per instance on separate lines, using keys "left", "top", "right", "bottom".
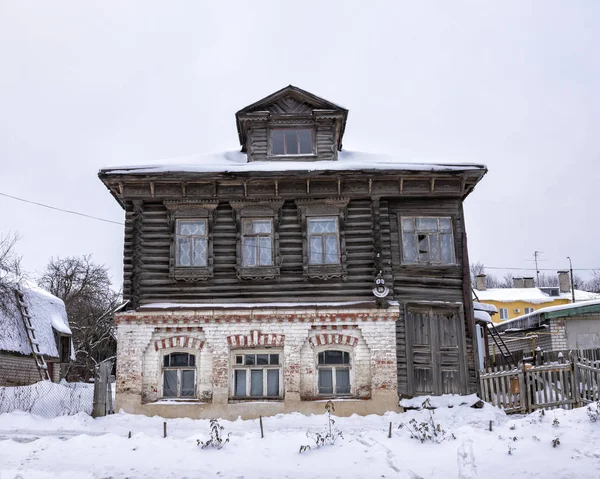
{"left": 534, "top": 251, "right": 542, "bottom": 286}
{"left": 567, "top": 256, "right": 575, "bottom": 303}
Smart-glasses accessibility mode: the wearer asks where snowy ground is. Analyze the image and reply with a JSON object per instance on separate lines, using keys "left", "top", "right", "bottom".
{"left": 1, "top": 399, "right": 599, "bottom": 479}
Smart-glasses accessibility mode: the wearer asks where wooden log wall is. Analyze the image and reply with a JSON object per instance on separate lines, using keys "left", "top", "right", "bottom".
{"left": 124, "top": 199, "right": 377, "bottom": 305}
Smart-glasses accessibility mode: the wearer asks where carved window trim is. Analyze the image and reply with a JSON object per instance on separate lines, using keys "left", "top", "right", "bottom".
{"left": 296, "top": 198, "right": 349, "bottom": 280}
{"left": 230, "top": 200, "right": 284, "bottom": 280}
{"left": 165, "top": 200, "right": 219, "bottom": 281}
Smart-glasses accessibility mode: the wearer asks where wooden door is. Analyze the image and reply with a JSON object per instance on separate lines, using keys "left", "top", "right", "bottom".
{"left": 406, "top": 306, "right": 467, "bottom": 396}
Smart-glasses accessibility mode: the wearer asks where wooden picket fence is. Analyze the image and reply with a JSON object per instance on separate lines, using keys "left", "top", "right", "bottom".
{"left": 479, "top": 352, "right": 600, "bottom": 414}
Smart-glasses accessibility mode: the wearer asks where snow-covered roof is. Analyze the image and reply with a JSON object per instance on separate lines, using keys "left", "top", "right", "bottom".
{"left": 474, "top": 287, "right": 600, "bottom": 304}
{"left": 494, "top": 299, "right": 600, "bottom": 333}
{"left": 474, "top": 310, "right": 493, "bottom": 323}
{"left": 100, "top": 150, "right": 487, "bottom": 176}
{"left": 0, "top": 282, "right": 72, "bottom": 358}
{"left": 473, "top": 301, "right": 498, "bottom": 314}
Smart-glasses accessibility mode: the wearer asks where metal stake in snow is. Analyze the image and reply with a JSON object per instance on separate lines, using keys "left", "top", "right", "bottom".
{"left": 164, "top": 422, "right": 167, "bottom": 438}
{"left": 260, "top": 415, "right": 264, "bottom": 438}
{"left": 388, "top": 422, "right": 392, "bottom": 438}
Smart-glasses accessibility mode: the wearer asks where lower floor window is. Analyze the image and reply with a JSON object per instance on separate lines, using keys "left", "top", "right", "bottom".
{"left": 232, "top": 351, "right": 281, "bottom": 398}
{"left": 317, "top": 350, "right": 351, "bottom": 395}
{"left": 163, "top": 352, "right": 196, "bottom": 398}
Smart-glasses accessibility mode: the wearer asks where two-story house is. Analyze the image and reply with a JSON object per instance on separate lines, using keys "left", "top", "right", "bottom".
{"left": 98, "top": 85, "right": 487, "bottom": 419}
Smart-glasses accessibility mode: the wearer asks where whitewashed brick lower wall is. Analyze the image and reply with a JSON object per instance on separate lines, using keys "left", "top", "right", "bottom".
{"left": 115, "top": 307, "right": 398, "bottom": 405}
{"left": 550, "top": 319, "right": 568, "bottom": 350}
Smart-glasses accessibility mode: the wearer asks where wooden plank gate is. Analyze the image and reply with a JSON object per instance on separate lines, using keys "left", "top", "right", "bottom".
{"left": 480, "top": 353, "right": 600, "bottom": 414}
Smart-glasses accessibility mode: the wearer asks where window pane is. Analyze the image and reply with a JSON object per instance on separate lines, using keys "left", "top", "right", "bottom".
{"left": 181, "top": 370, "right": 195, "bottom": 397}
{"left": 177, "top": 238, "right": 191, "bottom": 266}
{"left": 309, "top": 218, "right": 336, "bottom": 234}
{"left": 401, "top": 218, "right": 415, "bottom": 233}
{"left": 429, "top": 234, "right": 441, "bottom": 263}
{"left": 170, "top": 353, "right": 190, "bottom": 367}
{"left": 309, "top": 236, "right": 323, "bottom": 264}
{"left": 250, "top": 370, "right": 263, "bottom": 396}
{"left": 178, "top": 220, "right": 206, "bottom": 236}
{"left": 272, "top": 130, "right": 285, "bottom": 155}
{"left": 439, "top": 218, "right": 452, "bottom": 232}
{"left": 236, "top": 355, "right": 243, "bottom": 365}
{"left": 242, "top": 219, "right": 254, "bottom": 235}
{"left": 235, "top": 370, "right": 246, "bottom": 396}
{"left": 318, "top": 369, "right": 333, "bottom": 394}
{"left": 163, "top": 355, "right": 170, "bottom": 367}
{"left": 245, "top": 354, "right": 255, "bottom": 365}
{"left": 192, "top": 238, "right": 207, "bottom": 267}
{"left": 163, "top": 370, "right": 177, "bottom": 397}
{"left": 285, "top": 130, "right": 299, "bottom": 154}
{"left": 322, "top": 350, "right": 348, "bottom": 365}
{"left": 403, "top": 233, "right": 417, "bottom": 263}
{"left": 189, "top": 355, "right": 195, "bottom": 367}
{"left": 267, "top": 369, "right": 279, "bottom": 396}
{"left": 269, "top": 354, "right": 279, "bottom": 365}
{"left": 336, "top": 369, "right": 350, "bottom": 394}
{"left": 242, "top": 237, "right": 257, "bottom": 267}
{"left": 418, "top": 234, "right": 429, "bottom": 262}
{"left": 440, "top": 233, "right": 455, "bottom": 264}
{"left": 259, "top": 236, "right": 273, "bottom": 265}
{"left": 416, "top": 218, "right": 438, "bottom": 232}
{"left": 257, "top": 354, "right": 269, "bottom": 365}
{"left": 253, "top": 220, "right": 272, "bottom": 234}
{"left": 298, "top": 129, "right": 312, "bottom": 154}
{"left": 324, "top": 235, "right": 339, "bottom": 264}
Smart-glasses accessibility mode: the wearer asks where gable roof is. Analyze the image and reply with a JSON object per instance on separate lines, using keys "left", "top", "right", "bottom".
{"left": 235, "top": 85, "right": 349, "bottom": 151}
{"left": 0, "top": 282, "right": 72, "bottom": 358}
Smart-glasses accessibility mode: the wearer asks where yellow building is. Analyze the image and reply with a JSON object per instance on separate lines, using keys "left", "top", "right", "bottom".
{"left": 473, "top": 272, "right": 600, "bottom": 323}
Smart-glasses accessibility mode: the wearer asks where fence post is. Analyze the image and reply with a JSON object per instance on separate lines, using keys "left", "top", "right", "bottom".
{"left": 520, "top": 363, "right": 528, "bottom": 414}
{"left": 570, "top": 351, "right": 581, "bottom": 407}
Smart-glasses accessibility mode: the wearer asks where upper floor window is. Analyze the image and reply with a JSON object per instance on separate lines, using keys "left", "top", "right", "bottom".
{"left": 524, "top": 307, "right": 534, "bottom": 314}
{"left": 232, "top": 351, "right": 282, "bottom": 398}
{"left": 317, "top": 350, "right": 351, "bottom": 395}
{"left": 176, "top": 219, "right": 208, "bottom": 267}
{"left": 242, "top": 218, "right": 273, "bottom": 267}
{"left": 308, "top": 218, "right": 340, "bottom": 265}
{"left": 401, "top": 217, "right": 455, "bottom": 265}
{"left": 162, "top": 352, "right": 196, "bottom": 398}
{"left": 271, "top": 128, "right": 313, "bottom": 156}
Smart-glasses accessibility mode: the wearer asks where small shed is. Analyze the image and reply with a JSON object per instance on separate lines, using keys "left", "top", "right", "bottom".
{"left": 492, "top": 300, "right": 600, "bottom": 359}
{"left": 0, "top": 282, "right": 74, "bottom": 386}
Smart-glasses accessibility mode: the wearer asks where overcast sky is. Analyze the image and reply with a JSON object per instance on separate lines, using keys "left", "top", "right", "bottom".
{"left": 1, "top": 1, "right": 598, "bottom": 290}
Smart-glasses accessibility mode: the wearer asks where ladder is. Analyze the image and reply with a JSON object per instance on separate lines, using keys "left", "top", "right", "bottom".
{"left": 14, "top": 286, "right": 51, "bottom": 381}
{"left": 487, "top": 322, "right": 516, "bottom": 368}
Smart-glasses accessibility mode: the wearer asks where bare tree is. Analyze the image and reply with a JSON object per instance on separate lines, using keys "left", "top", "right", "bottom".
{"left": 469, "top": 262, "right": 501, "bottom": 289}
{"left": 0, "top": 232, "right": 23, "bottom": 314}
{"left": 585, "top": 271, "right": 600, "bottom": 293}
{"left": 38, "top": 255, "right": 121, "bottom": 381}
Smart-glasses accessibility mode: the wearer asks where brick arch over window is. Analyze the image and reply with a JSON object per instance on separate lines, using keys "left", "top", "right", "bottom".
{"left": 154, "top": 336, "right": 204, "bottom": 351}
{"left": 309, "top": 333, "right": 358, "bottom": 348}
{"left": 227, "top": 330, "right": 285, "bottom": 348}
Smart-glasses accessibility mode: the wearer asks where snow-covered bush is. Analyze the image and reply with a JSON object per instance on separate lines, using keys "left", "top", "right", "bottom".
{"left": 197, "top": 419, "right": 230, "bottom": 449}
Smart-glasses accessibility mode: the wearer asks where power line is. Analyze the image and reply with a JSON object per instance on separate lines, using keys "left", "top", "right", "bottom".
{"left": 0, "top": 192, "right": 123, "bottom": 226}
{"left": 485, "top": 266, "right": 598, "bottom": 272}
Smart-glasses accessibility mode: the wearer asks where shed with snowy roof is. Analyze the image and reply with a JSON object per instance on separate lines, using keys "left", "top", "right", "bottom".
{"left": 490, "top": 300, "right": 600, "bottom": 359}
{"left": 98, "top": 85, "right": 487, "bottom": 419}
{"left": 0, "top": 282, "right": 73, "bottom": 386}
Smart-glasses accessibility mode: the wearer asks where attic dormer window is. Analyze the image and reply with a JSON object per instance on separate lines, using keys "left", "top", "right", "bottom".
{"left": 271, "top": 128, "right": 313, "bottom": 156}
